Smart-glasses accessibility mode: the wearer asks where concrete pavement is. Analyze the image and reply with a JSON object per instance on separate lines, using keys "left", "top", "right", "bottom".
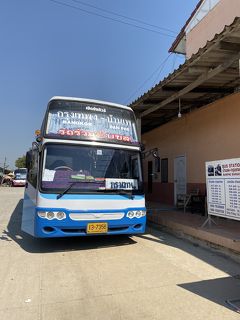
{"left": 0, "top": 187, "right": 240, "bottom": 319}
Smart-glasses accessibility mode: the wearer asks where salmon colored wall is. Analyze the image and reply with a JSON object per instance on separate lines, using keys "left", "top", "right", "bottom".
{"left": 144, "top": 182, "right": 174, "bottom": 205}
{"left": 142, "top": 93, "right": 240, "bottom": 203}
{"left": 186, "top": 0, "right": 240, "bottom": 58}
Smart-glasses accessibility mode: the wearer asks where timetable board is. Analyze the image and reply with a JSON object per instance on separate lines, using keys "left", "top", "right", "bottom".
{"left": 206, "top": 158, "right": 240, "bottom": 221}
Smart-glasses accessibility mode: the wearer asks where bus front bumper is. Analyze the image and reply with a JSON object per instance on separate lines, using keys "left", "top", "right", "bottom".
{"left": 34, "top": 209, "right": 146, "bottom": 238}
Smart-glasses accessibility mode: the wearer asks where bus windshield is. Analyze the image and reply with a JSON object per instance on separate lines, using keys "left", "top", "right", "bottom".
{"left": 41, "top": 144, "right": 143, "bottom": 194}
{"left": 14, "top": 168, "right": 27, "bottom": 179}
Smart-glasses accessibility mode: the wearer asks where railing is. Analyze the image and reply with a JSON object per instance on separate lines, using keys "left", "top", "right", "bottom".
{"left": 176, "top": 189, "right": 206, "bottom": 215}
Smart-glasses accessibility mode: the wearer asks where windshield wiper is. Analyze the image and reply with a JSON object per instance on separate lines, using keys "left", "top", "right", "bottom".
{"left": 56, "top": 180, "right": 104, "bottom": 199}
{"left": 56, "top": 182, "right": 78, "bottom": 200}
{"left": 115, "top": 189, "right": 134, "bottom": 200}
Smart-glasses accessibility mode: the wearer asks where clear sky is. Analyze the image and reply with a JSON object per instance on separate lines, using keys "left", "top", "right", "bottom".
{"left": 0, "top": 0, "right": 198, "bottom": 169}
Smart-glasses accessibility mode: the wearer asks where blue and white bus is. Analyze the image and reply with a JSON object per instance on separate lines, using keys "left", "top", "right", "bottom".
{"left": 22, "top": 96, "right": 146, "bottom": 238}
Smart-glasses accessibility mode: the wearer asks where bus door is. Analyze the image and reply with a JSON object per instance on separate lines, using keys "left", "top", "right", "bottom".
{"left": 22, "top": 143, "right": 39, "bottom": 236}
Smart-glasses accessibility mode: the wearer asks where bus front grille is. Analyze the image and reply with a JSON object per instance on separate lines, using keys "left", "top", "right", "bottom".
{"left": 69, "top": 212, "right": 125, "bottom": 221}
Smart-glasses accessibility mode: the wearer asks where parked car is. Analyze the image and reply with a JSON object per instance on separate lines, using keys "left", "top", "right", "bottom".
{"left": 1, "top": 173, "right": 14, "bottom": 187}
{"left": 12, "top": 168, "right": 27, "bottom": 187}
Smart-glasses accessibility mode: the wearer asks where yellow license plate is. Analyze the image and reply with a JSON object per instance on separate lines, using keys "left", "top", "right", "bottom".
{"left": 87, "top": 223, "right": 108, "bottom": 234}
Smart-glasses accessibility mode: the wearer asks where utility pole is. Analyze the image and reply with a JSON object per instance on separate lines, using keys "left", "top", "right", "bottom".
{"left": 2, "top": 157, "right": 9, "bottom": 174}
{"left": 3, "top": 157, "right": 6, "bottom": 174}
{"left": 0, "top": 157, "right": 7, "bottom": 184}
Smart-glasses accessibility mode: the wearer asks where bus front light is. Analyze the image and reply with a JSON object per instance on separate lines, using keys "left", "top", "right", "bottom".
{"left": 135, "top": 211, "right": 142, "bottom": 218}
{"left": 127, "top": 211, "right": 135, "bottom": 218}
{"left": 37, "top": 211, "right": 47, "bottom": 218}
{"left": 127, "top": 210, "right": 146, "bottom": 218}
{"left": 56, "top": 211, "right": 66, "bottom": 220}
{"left": 139, "top": 210, "right": 146, "bottom": 217}
{"left": 46, "top": 211, "right": 55, "bottom": 220}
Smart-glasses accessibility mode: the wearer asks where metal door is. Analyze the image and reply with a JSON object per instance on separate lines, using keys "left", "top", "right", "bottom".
{"left": 174, "top": 156, "right": 186, "bottom": 204}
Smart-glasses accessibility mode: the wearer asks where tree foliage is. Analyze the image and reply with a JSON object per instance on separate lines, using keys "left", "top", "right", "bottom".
{"left": 15, "top": 155, "right": 26, "bottom": 168}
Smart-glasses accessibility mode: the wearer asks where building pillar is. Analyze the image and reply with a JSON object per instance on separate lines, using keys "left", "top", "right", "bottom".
{"left": 136, "top": 117, "right": 142, "bottom": 141}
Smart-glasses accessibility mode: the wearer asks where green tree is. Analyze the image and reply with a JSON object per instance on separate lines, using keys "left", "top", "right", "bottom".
{"left": 15, "top": 155, "right": 26, "bottom": 168}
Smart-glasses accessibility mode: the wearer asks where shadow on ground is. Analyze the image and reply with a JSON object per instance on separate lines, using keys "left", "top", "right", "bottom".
{"left": 137, "top": 227, "right": 240, "bottom": 314}
{"left": 179, "top": 276, "right": 240, "bottom": 312}
{"left": 1, "top": 199, "right": 136, "bottom": 253}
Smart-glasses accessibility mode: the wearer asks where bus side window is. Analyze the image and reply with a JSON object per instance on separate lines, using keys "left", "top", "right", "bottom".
{"left": 26, "top": 151, "right": 32, "bottom": 170}
{"left": 28, "top": 149, "right": 38, "bottom": 188}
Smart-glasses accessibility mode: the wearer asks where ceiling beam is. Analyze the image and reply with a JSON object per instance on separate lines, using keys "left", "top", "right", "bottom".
{"left": 219, "top": 41, "right": 240, "bottom": 51}
{"left": 140, "top": 52, "right": 240, "bottom": 118}
{"left": 143, "top": 99, "right": 179, "bottom": 106}
{"left": 188, "top": 66, "right": 210, "bottom": 74}
{"left": 141, "top": 87, "right": 233, "bottom": 106}
{"left": 162, "top": 86, "right": 233, "bottom": 93}
{"left": 142, "top": 113, "right": 166, "bottom": 119}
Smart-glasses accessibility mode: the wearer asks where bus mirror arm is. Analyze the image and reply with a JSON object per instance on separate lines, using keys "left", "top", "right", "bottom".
{"left": 32, "top": 141, "right": 39, "bottom": 151}
{"left": 140, "top": 143, "right": 145, "bottom": 152}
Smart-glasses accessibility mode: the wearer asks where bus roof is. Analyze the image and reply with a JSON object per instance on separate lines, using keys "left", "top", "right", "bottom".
{"left": 49, "top": 96, "right": 132, "bottom": 111}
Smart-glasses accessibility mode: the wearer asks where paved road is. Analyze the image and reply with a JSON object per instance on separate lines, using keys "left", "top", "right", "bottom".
{"left": 0, "top": 187, "right": 240, "bottom": 320}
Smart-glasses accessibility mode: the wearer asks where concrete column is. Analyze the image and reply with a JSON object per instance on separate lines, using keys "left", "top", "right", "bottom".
{"left": 136, "top": 117, "right": 142, "bottom": 142}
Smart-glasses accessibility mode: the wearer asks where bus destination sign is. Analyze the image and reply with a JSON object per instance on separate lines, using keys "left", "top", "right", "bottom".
{"left": 45, "top": 102, "right": 138, "bottom": 145}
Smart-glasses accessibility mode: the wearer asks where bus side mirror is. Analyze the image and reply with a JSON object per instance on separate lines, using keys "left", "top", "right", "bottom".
{"left": 26, "top": 151, "right": 33, "bottom": 170}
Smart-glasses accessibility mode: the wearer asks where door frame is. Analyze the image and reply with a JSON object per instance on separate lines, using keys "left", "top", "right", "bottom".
{"left": 174, "top": 155, "right": 187, "bottom": 205}
{"left": 148, "top": 160, "right": 153, "bottom": 194}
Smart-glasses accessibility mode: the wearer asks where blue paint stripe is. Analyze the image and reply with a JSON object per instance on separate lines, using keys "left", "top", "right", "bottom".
{"left": 39, "top": 193, "right": 144, "bottom": 200}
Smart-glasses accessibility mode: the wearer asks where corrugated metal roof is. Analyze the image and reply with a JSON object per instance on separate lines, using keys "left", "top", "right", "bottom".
{"left": 130, "top": 17, "right": 240, "bottom": 134}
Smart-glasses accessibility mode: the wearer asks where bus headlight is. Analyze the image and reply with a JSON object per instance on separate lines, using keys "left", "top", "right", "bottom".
{"left": 127, "top": 210, "right": 146, "bottom": 219}
{"left": 37, "top": 211, "right": 47, "bottom": 218}
{"left": 127, "top": 211, "right": 135, "bottom": 218}
{"left": 138, "top": 210, "right": 146, "bottom": 217}
{"left": 37, "top": 210, "right": 66, "bottom": 220}
{"left": 135, "top": 211, "right": 142, "bottom": 218}
{"left": 56, "top": 211, "right": 66, "bottom": 220}
{"left": 46, "top": 211, "right": 55, "bottom": 220}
